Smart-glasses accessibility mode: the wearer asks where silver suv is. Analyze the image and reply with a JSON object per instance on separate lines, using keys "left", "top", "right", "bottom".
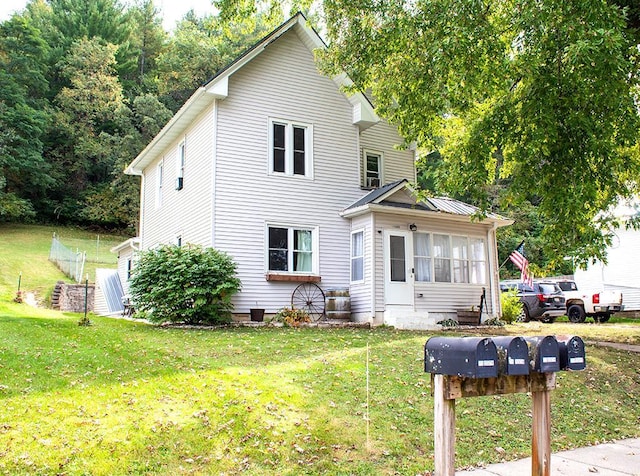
{"left": 500, "top": 280, "right": 567, "bottom": 323}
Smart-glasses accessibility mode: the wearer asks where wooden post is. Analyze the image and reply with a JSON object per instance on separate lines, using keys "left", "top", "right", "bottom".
{"left": 433, "top": 374, "right": 456, "bottom": 476}
{"left": 531, "top": 379, "right": 552, "bottom": 476}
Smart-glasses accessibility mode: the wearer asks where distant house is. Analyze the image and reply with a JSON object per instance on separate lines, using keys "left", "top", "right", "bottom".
{"left": 113, "top": 13, "right": 511, "bottom": 329}
{"left": 574, "top": 200, "right": 640, "bottom": 311}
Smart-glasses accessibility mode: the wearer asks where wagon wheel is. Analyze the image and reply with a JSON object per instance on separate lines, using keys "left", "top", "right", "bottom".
{"left": 291, "top": 283, "right": 325, "bottom": 321}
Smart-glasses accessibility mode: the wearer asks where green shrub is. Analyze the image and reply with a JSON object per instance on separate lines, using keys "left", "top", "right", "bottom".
{"left": 500, "top": 289, "right": 522, "bottom": 324}
{"left": 129, "top": 244, "right": 241, "bottom": 325}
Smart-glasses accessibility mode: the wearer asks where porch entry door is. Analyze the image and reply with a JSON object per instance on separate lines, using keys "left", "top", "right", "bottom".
{"left": 384, "top": 230, "right": 414, "bottom": 306}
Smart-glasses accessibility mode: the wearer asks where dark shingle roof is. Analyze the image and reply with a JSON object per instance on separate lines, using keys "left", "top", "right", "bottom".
{"left": 343, "top": 179, "right": 508, "bottom": 221}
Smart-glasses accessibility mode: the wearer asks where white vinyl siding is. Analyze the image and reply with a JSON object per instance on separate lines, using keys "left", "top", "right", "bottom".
{"left": 212, "top": 29, "right": 363, "bottom": 312}
{"left": 373, "top": 213, "right": 495, "bottom": 314}
{"left": 360, "top": 121, "right": 415, "bottom": 185}
{"left": 141, "top": 106, "right": 214, "bottom": 250}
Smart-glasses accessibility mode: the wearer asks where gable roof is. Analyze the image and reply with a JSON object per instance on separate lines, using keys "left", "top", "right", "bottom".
{"left": 125, "top": 13, "right": 378, "bottom": 176}
{"left": 341, "top": 179, "right": 512, "bottom": 226}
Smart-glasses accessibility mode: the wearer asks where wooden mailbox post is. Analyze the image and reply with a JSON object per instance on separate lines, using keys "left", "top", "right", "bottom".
{"left": 425, "top": 335, "right": 585, "bottom": 476}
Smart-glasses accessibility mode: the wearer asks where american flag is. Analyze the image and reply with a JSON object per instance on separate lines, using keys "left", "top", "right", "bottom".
{"left": 509, "top": 241, "right": 533, "bottom": 287}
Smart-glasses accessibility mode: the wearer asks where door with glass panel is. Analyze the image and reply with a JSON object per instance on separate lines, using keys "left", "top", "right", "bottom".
{"left": 384, "top": 230, "right": 414, "bottom": 305}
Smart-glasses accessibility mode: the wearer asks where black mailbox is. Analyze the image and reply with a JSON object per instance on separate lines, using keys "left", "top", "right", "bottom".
{"left": 492, "top": 336, "right": 530, "bottom": 376}
{"left": 525, "top": 336, "right": 560, "bottom": 373}
{"left": 424, "top": 337, "right": 498, "bottom": 378}
{"left": 557, "top": 335, "right": 586, "bottom": 371}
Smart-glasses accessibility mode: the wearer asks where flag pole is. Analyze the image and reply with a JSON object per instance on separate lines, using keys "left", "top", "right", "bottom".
{"left": 499, "top": 240, "right": 526, "bottom": 270}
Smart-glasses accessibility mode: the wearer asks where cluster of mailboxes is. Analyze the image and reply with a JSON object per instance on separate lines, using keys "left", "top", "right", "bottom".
{"left": 424, "top": 335, "right": 586, "bottom": 378}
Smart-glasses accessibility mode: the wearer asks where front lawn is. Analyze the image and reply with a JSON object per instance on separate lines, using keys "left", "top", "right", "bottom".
{"left": 1, "top": 305, "right": 639, "bottom": 475}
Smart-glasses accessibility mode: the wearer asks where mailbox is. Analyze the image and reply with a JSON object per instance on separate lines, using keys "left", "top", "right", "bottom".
{"left": 424, "top": 337, "right": 498, "bottom": 378}
{"left": 557, "top": 335, "right": 586, "bottom": 371}
{"left": 492, "top": 336, "right": 530, "bottom": 375}
{"left": 525, "top": 336, "right": 560, "bottom": 373}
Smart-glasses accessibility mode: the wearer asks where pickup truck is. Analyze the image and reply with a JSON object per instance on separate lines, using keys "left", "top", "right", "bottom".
{"left": 555, "top": 280, "right": 623, "bottom": 323}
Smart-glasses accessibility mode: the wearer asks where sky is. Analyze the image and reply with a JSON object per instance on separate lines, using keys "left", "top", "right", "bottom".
{"left": 0, "top": 0, "right": 218, "bottom": 31}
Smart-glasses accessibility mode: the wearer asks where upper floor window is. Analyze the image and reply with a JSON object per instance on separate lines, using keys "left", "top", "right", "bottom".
{"left": 364, "top": 151, "right": 382, "bottom": 188}
{"left": 176, "top": 140, "right": 185, "bottom": 190}
{"left": 268, "top": 224, "right": 317, "bottom": 274}
{"left": 351, "top": 230, "right": 364, "bottom": 282}
{"left": 269, "top": 119, "right": 313, "bottom": 177}
{"left": 155, "top": 160, "right": 163, "bottom": 208}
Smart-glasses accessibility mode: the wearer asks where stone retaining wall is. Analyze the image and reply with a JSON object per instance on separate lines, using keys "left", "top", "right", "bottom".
{"left": 58, "top": 283, "right": 95, "bottom": 313}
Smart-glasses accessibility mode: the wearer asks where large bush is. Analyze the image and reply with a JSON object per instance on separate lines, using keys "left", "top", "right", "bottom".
{"left": 129, "top": 244, "right": 241, "bottom": 325}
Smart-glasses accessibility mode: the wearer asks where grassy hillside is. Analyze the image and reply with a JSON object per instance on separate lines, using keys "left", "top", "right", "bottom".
{"left": 0, "top": 223, "right": 131, "bottom": 303}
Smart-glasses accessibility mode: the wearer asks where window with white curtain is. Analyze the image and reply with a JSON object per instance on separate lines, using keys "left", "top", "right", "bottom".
{"left": 268, "top": 225, "right": 317, "bottom": 273}
{"left": 452, "top": 236, "right": 469, "bottom": 283}
{"left": 412, "top": 232, "right": 486, "bottom": 284}
{"left": 351, "top": 230, "right": 364, "bottom": 282}
{"left": 413, "top": 233, "right": 431, "bottom": 282}
{"left": 469, "top": 238, "right": 487, "bottom": 284}
{"left": 433, "top": 234, "right": 451, "bottom": 282}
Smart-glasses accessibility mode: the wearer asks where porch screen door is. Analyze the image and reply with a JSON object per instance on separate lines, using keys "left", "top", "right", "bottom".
{"left": 384, "top": 231, "right": 414, "bottom": 305}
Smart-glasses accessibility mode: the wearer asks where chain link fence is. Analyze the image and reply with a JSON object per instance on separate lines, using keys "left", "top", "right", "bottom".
{"left": 49, "top": 233, "right": 86, "bottom": 283}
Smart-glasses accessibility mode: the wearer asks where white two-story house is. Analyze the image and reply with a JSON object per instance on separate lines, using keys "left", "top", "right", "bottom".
{"left": 116, "top": 13, "right": 511, "bottom": 329}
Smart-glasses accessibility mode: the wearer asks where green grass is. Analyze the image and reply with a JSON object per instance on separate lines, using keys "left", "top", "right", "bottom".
{"left": 0, "top": 306, "right": 639, "bottom": 475}
{"left": 0, "top": 223, "right": 130, "bottom": 303}
{"left": 0, "top": 224, "right": 639, "bottom": 474}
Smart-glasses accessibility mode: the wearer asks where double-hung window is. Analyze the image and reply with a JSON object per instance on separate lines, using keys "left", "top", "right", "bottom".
{"left": 413, "top": 233, "right": 432, "bottom": 282}
{"left": 155, "top": 160, "right": 163, "bottom": 208}
{"left": 433, "top": 234, "right": 451, "bottom": 283}
{"left": 268, "top": 225, "right": 316, "bottom": 274}
{"left": 270, "top": 119, "right": 312, "bottom": 177}
{"left": 469, "top": 238, "right": 487, "bottom": 284}
{"left": 176, "top": 140, "right": 185, "bottom": 190}
{"left": 452, "top": 236, "right": 469, "bottom": 283}
{"left": 364, "top": 151, "right": 382, "bottom": 188}
{"left": 351, "top": 230, "right": 364, "bottom": 282}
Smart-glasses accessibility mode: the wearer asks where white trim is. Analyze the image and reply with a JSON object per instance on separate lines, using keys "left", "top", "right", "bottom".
{"left": 363, "top": 149, "right": 383, "bottom": 188}
{"left": 350, "top": 228, "right": 365, "bottom": 283}
{"left": 268, "top": 118, "right": 314, "bottom": 178}
{"left": 265, "top": 223, "right": 320, "bottom": 275}
{"left": 211, "top": 101, "right": 218, "bottom": 248}
{"left": 155, "top": 159, "right": 164, "bottom": 209}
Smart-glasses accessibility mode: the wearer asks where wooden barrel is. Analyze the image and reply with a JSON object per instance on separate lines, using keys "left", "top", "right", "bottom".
{"left": 325, "top": 288, "right": 351, "bottom": 320}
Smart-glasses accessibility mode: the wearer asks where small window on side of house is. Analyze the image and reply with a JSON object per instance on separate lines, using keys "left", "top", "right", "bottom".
{"left": 351, "top": 230, "right": 364, "bottom": 282}
{"left": 155, "top": 160, "right": 163, "bottom": 208}
{"left": 364, "top": 151, "right": 382, "bottom": 188}
{"left": 176, "top": 140, "right": 185, "bottom": 190}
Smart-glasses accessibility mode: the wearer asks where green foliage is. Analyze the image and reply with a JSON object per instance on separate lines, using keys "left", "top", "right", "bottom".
{"left": 129, "top": 244, "right": 241, "bottom": 325}
{"left": 319, "top": 0, "right": 640, "bottom": 266}
{"left": 274, "top": 306, "right": 311, "bottom": 327}
{"left": 500, "top": 289, "right": 523, "bottom": 324}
